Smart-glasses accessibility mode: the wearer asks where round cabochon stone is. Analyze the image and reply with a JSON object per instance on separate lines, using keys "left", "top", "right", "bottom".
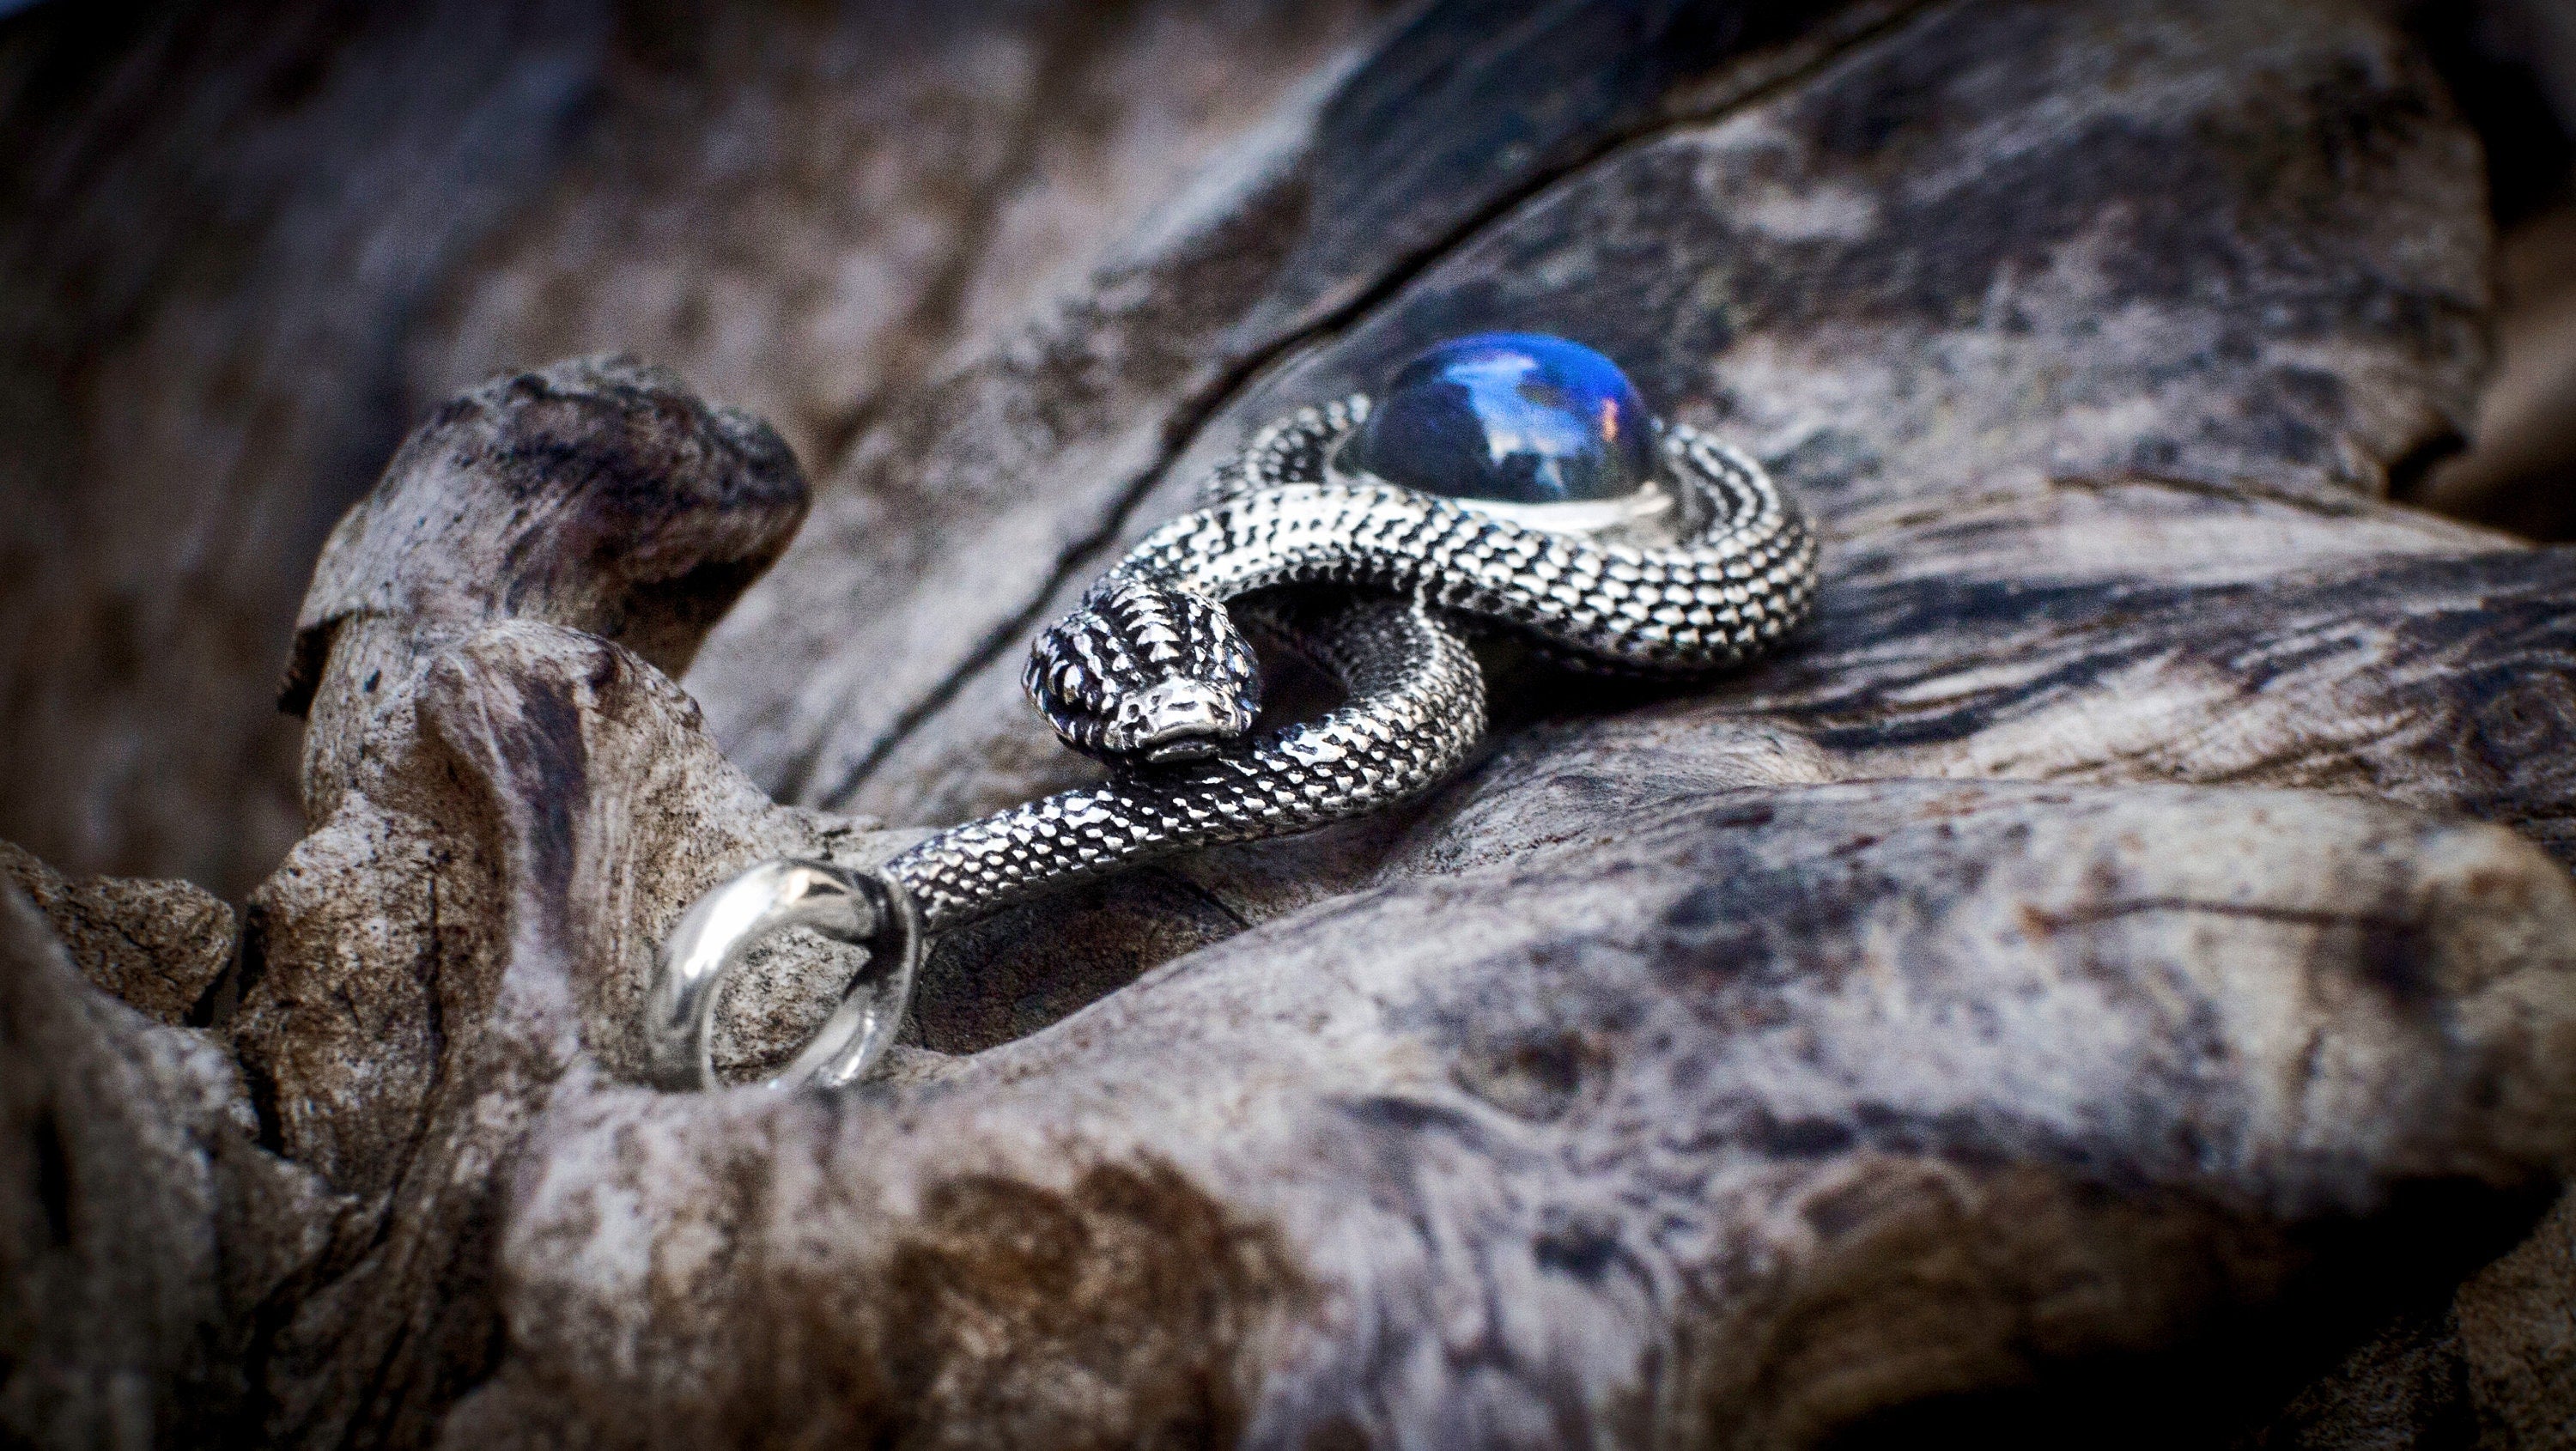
{"left": 1348, "top": 332, "right": 1656, "bottom": 505}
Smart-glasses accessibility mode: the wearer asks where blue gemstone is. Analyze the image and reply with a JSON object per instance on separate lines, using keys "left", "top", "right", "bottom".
{"left": 1347, "top": 332, "right": 1656, "bottom": 505}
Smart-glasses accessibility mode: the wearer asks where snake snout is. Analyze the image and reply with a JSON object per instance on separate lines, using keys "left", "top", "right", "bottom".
{"left": 1108, "top": 677, "right": 1256, "bottom": 762}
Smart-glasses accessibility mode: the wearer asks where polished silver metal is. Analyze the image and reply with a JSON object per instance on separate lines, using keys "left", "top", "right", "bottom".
{"left": 644, "top": 859, "right": 920, "bottom": 1091}
{"left": 647, "top": 391, "right": 1816, "bottom": 1092}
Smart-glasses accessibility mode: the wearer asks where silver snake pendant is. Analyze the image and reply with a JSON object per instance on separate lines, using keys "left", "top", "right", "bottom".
{"left": 647, "top": 335, "right": 1818, "bottom": 1090}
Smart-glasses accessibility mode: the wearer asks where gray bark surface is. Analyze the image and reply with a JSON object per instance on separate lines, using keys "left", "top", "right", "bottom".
{"left": 3, "top": 1, "right": 2576, "bottom": 1448}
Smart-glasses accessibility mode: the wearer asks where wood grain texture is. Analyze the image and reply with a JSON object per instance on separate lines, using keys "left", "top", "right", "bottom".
{"left": 0, "top": 0, "right": 1401, "bottom": 897}
{"left": 3, "top": 0, "right": 2576, "bottom": 1446}
{"left": 0, "top": 841, "right": 233, "bottom": 1025}
{"left": 0, "top": 882, "right": 337, "bottom": 1446}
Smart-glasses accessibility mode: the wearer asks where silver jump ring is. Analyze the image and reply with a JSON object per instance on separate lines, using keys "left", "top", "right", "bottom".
{"left": 643, "top": 859, "right": 921, "bottom": 1091}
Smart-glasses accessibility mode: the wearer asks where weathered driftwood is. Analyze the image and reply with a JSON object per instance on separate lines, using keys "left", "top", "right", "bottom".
{"left": 0, "top": 0, "right": 1411, "bottom": 898}
{"left": 9, "top": 0, "right": 2576, "bottom": 1448}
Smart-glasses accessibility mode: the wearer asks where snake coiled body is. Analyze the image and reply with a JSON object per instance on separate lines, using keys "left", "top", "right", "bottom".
{"left": 891, "top": 598, "right": 1480, "bottom": 929}
{"left": 878, "top": 398, "right": 1816, "bottom": 932}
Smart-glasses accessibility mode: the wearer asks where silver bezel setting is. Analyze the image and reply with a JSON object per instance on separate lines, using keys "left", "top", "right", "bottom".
{"left": 1322, "top": 404, "right": 1695, "bottom": 543}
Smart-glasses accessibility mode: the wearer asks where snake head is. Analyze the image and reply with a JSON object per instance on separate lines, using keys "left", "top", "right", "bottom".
{"left": 1024, "top": 577, "right": 1261, "bottom": 764}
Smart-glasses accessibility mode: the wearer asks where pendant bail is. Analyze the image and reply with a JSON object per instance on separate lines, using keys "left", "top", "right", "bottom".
{"left": 645, "top": 859, "right": 922, "bottom": 1091}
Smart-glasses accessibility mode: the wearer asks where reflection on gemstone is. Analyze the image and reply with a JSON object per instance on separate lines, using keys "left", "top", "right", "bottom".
{"left": 1346, "top": 332, "right": 1656, "bottom": 504}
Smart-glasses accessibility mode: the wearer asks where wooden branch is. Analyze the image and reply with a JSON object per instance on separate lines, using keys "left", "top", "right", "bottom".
{"left": 280, "top": 355, "right": 809, "bottom": 825}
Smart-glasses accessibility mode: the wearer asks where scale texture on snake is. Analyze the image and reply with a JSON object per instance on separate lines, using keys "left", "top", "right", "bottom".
{"left": 646, "top": 335, "right": 1824, "bottom": 1091}
{"left": 878, "top": 396, "right": 1818, "bottom": 932}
